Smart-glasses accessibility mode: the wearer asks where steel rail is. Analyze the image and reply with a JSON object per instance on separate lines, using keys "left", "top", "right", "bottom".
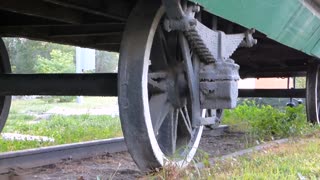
{"left": 238, "top": 89, "right": 306, "bottom": 98}
{"left": 0, "top": 126, "right": 230, "bottom": 174}
{"left": 0, "top": 137, "right": 126, "bottom": 174}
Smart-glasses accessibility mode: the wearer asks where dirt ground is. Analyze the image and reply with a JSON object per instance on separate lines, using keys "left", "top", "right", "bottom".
{"left": 1, "top": 129, "right": 248, "bottom": 180}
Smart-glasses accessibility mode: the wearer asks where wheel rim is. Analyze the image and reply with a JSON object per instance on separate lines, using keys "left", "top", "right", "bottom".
{"left": 118, "top": 0, "right": 203, "bottom": 171}
{"left": 306, "top": 64, "right": 320, "bottom": 124}
{"left": 0, "top": 38, "right": 12, "bottom": 133}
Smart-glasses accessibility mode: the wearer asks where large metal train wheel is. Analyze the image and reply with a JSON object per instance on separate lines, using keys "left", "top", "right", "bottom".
{"left": 0, "top": 38, "right": 12, "bottom": 133}
{"left": 306, "top": 63, "right": 320, "bottom": 124}
{"left": 118, "top": 0, "right": 203, "bottom": 171}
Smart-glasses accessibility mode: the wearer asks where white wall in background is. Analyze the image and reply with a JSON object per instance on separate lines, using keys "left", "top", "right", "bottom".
{"left": 238, "top": 78, "right": 255, "bottom": 89}
{"left": 76, "top": 47, "right": 95, "bottom": 73}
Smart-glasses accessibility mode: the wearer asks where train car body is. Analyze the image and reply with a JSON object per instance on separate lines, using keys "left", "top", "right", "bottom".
{"left": 193, "top": 0, "right": 320, "bottom": 58}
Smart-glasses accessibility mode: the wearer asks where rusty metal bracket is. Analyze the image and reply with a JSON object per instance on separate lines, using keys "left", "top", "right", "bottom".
{"left": 185, "top": 25, "right": 257, "bottom": 63}
{"left": 161, "top": 0, "right": 257, "bottom": 63}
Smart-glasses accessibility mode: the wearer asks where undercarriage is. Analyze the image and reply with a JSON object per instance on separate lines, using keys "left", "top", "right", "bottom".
{"left": 0, "top": 0, "right": 318, "bottom": 172}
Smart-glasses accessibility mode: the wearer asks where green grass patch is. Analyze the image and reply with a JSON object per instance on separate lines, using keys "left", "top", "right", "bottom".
{"left": 1, "top": 114, "right": 121, "bottom": 152}
{"left": 222, "top": 101, "right": 318, "bottom": 141}
{"left": 209, "top": 133, "right": 320, "bottom": 179}
{"left": 150, "top": 132, "right": 320, "bottom": 179}
{"left": 1, "top": 97, "right": 121, "bottom": 152}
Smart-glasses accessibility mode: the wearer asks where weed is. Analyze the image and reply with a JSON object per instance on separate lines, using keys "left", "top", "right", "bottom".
{"left": 223, "top": 101, "right": 317, "bottom": 141}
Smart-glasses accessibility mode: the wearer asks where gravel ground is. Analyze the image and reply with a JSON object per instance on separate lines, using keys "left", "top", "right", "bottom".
{"left": 1, "top": 128, "right": 248, "bottom": 180}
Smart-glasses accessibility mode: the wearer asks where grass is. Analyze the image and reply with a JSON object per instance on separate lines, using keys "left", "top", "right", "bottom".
{"left": 210, "top": 135, "right": 320, "bottom": 179}
{"left": 0, "top": 97, "right": 121, "bottom": 152}
{"left": 222, "top": 101, "right": 318, "bottom": 142}
{"left": 151, "top": 132, "right": 320, "bottom": 179}
{"left": 0, "top": 114, "right": 122, "bottom": 152}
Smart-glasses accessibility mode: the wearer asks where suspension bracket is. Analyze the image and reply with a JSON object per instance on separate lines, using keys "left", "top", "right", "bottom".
{"left": 161, "top": 1, "right": 257, "bottom": 125}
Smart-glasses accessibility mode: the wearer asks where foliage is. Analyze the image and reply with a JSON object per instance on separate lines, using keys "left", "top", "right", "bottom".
{"left": 34, "top": 49, "right": 75, "bottom": 73}
{"left": 3, "top": 38, "right": 43, "bottom": 73}
{"left": 3, "top": 38, "right": 75, "bottom": 73}
{"left": 237, "top": 97, "right": 304, "bottom": 108}
{"left": 3, "top": 38, "right": 119, "bottom": 74}
{"left": 95, "top": 51, "right": 119, "bottom": 73}
{"left": 295, "top": 77, "right": 306, "bottom": 89}
{"left": 223, "top": 101, "right": 316, "bottom": 141}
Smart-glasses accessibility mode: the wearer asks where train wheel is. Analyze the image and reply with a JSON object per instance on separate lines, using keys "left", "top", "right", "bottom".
{"left": 0, "top": 38, "right": 12, "bottom": 133}
{"left": 118, "top": 0, "right": 203, "bottom": 171}
{"left": 306, "top": 63, "right": 320, "bottom": 124}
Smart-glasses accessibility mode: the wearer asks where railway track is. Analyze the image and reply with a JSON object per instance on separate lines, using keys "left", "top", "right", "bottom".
{"left": 0, "top": 126, "right": 229, "bottom": 174}
{"left": 0, "top": 137, "right": 126, "bottom": 174}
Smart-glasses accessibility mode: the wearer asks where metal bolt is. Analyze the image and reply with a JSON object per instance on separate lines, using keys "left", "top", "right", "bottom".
{"left": 192, "top": 6, "right": 200, "bottom": 13}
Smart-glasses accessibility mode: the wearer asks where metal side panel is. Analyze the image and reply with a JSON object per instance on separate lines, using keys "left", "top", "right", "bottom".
{"left": 190, "top": 0, "right": 320, "bottom": 58}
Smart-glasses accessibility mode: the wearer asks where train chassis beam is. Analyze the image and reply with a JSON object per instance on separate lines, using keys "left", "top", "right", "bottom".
{"left": 0, "top": 73, "right": 308, "bottom": 98}
{"left": 238, "top": 89, "right": 306, "bottom": 98}
{"left": 0, "top": 73, "right": 117, "bottom": 96}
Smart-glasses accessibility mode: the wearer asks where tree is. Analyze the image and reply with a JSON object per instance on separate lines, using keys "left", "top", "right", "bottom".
{"left": 3, "top": 38, "right": 121, "bottom": 74}
{"left": 295, "top": 77, "right": 306, "bottom": 89}
{"left": 3, "top": 38, "right": 75, "bottom": 73}
{"left": 95, "top": 51, "right": 119, "bottom": 73}
{"left": 4, "top": 38, "right": 40, "bottom": 73}
{"left": 34, "top": 49, "right": 75, "bottom": 73}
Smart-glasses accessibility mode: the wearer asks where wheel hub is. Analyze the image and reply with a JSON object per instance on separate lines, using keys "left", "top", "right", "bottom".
{"left": 166, "top": 65, "right": 188, "bottom": 109}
